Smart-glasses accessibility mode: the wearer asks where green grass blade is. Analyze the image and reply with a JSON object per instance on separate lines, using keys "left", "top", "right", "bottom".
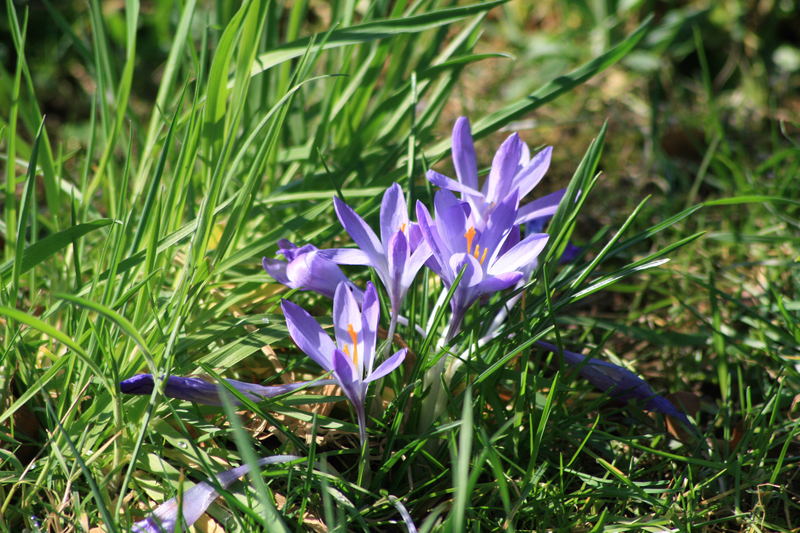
{"left": 249, "top": 1, "right": 505, "bottom": 77}
{"left": 448, "top": 387, "right": 473, "bottom": 533}
{"left": 55, "top": 293, "right": 155, "bottom": 367}
{"left": 0, "top": 305, "right": 107, "bottom": 385}
{"left": 0, "top": 219, "right": 115, "bottom": 281}
{"left": 11, "top": 118, "right": 44, "bottom": 305}
{"left": 219, "top": 392, "right": 291, "bottom": 532}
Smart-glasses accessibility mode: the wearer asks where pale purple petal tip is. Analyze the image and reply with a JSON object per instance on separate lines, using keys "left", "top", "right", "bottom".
{"left": 452, "top": 116, "right": 478, "bottom": 190}
{"left": 262, "top": 257, "right": 290, "bottom": 285}
{"left": 281, "top": 299, "right": 337, "bottom": 370}
{"left": 512, "top": 145, "right": 552, "bottom": 199}
{"left": 333, "top": 195, "right": 384, "bottom": 262}
{"left": 516, "top": 187, "right": 566, "bottom": 225}
{"left": 486, "top": 133, "right": 523, "bottom": 203}
{"left": 131, "top": 456, "right": 300, "bottom": 532}
{"left": 389, "top": 496, "right": 419, "bottom": 533}
{"left": 379, "top": 183, "right": 409, "bottom": 248}
{"left": 365, "top": 348, "right": 407, "bottom": 383}
{"left": 427, "top": 170, "right": 482, "bottom": 198}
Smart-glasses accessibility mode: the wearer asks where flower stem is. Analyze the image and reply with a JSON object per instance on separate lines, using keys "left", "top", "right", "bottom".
{"left": 355, "top": 405, "right": 371, "bottom": 486}
{"left": 384, "top": 311, "right": 399, "bottom": 359}
{"left": 417, "top": 307, "right": 464, "bottom": 432}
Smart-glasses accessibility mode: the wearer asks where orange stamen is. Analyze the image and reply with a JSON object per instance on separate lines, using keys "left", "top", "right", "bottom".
{"left": 473, "top": 246, "right": 480, "bottom": 259}
{"left": 347, "top": 323, "right": 359, "bottom": 366}
{"left": 464, "top": 226, "right": 476, "bottom": 254}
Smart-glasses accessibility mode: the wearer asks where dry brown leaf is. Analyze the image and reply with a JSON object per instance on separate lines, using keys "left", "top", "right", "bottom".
{"left": 195, "top": 514, "right": 227, "bottom": 533}
{"left": 274, "top": 492, "right": 328, "bottom": 532}
{"left": 664, "top": 391, "right": 702, "bottom": 442}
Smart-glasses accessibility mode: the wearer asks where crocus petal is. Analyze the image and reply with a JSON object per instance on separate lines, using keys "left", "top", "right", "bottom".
{"left": 497, "top": 225, "right": 521, "bottom": 257}
{"left": 131, "top": 456, "right": 299, "bottom": 533}
{"left": 488, "top": 233, "right": 548, "bottom": 276}
{"left": 433, "top": 190, "right": 469, "bottom": 259}
{"left": 485, "top": 133, "right": 523, "bottom": 204}
{"left": 316, "top": 247, "right": 373, "bottom": 266}
{"left": 536, "top": 341, "right": 694, "bottom": 427}
{"left": 475, "top": 271, "right": 523, "bottom": 295}
{"left": 360, "top": 282, "right": 380, "bottom": 374}
{"left": 517, "top": 141, "right": 531, "bottom": 168}
{"left": 333, "top": 347, "right": 357, "bottom": 384}
{"left": 276, "top": 240, "right": 311, "bottom": 261}
{"left": 452, "top": 116, "right": 479, "bottom": 190}
{"left": 416, "top": 201, "right": 448, "bottom": 279}
{"left": 449, "top": 253, "right": 485, "bottom": 290}
{"left": 446, "top": 253, "right": 486, "bottom": 320}
{"left": 120, "top": 374, "right": 335, "bottom": 406}
{"left": 334, "top": 282, "right": 365, "bottom": 370}
{"left": 512, "top": 146, "right": 552, "bottom": 199}
{"left": 516, "top": 188, "right": 566, "bottom": 225}
{"left": 407, "top": 222, "right": 424, "bottom": 251}
{"left": 365, "top": 348, "right": 407, "bottom": 383}
{"left": 285, "top": 250, "right": 352, "bottom": 299}
{"left": 379, "top": 183, "right": 409, "bottom": 248}
{"left": 333, "top": 196, "right": 384, "bottom": 264}
{"left": 402, "top": 237, "right": 431, "bottom": 291}
{"left": 265, "top": 243, "right": 361, "bottom": 301}
{"left": 387, "top": 230, "right": 409, "bottom": 312}
{"left": 262, "top": 257, "right": 291, "bottom": 285}
{"left": 332, "top": 348, "right": 366, "bottom": 415}
{"left": 426, "top": 170, "right": 482, "bottom": 199}
{"left": 281, "top": 299, "right": 337, "bottom": 371}
{"left": 479, "top": 190, "right": 519, "bottom": 263}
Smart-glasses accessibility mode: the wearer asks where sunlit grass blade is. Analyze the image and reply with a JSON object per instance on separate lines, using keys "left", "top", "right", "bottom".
{"left": 446, "top": 387, "right": 473, "bottom": 533}
{"left": 0, "top": 219, "right": 115, "bottom": 281}
{"left": 10, "top": 118, "right": 43, "bottom": 302}
{"left": 249, "top": 1, "right": 505, "bottom": 77}
{"left": 219, "top": 391, "right": 291, "bottom": 532}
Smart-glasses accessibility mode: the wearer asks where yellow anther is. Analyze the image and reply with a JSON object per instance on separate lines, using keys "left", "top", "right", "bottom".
{"left": 480, "top": 248, "right": 488, "bottom": 265}
{"left": 400, "top": 223, "right": 407, "bottom": 233}
{"left": 347, "top": 323, "right": 359, "bottom": 366}
{"left": 464, "top": 226, "right": 477, "bottom": 254}
{"left": 473, "top": 246, "right": 480, "bottom": 259}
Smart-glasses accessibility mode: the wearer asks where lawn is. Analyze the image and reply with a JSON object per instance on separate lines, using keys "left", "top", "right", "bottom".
{"left": 1, "top": 1, "right": 798, "bottom": 531}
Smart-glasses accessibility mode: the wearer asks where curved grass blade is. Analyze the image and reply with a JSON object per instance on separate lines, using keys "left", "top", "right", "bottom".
{"left": 11, "top": 118, "right": 44, "bottom": 305}
{"left": 0, "top": 305, "right": 108, "bottom": 391}
{"left": 219, "top": 392, "right": 291, "bottom": 533}
{"left": 56, "top": 292, "right": 156, "bottom": 369}
{"left": 0, "top": 219, "right": 115, "bottom": 281}
{"left": 248, "top": 1, "right": 505, "bottom": 78}
{"left": 0, "top": 352, "right": 69, "bottom": 426}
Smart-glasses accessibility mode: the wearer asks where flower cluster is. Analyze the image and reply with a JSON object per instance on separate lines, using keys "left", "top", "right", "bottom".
{"left": 119, "top": 117, "right": 693, "bottom": 530}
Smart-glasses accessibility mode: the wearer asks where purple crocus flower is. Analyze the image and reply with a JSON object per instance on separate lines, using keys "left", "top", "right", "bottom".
{"left": 536, "top": 341, "right": 694, "bottom": 428}
{"left": 281, "top": 281, "right": 407, "bottom": 445}
{"left": 119, "top": 374, "right": 334, "bottom": 406}
{"left": 427, "top": 116, "right": 565, "bottom": 229}
{"left": 322, "top": 184, "right": 430, "bottom": 316}
{"left": 131, "top": 455, "right": 299, "bottom": 532}
{"left": 262, "top": 239, "right": 362, "bottom": 300}
{"left": 416, "top": 189, "right": 549, "bottom": 334}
